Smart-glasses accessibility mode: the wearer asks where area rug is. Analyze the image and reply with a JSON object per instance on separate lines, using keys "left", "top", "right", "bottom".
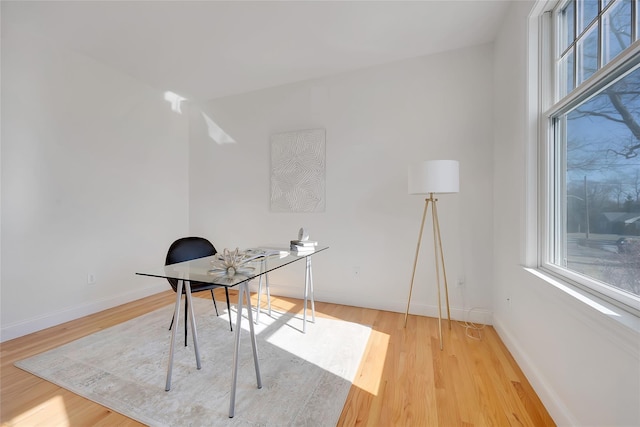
{"left": 15, "top": 298, "right": 371, "bottom": 426}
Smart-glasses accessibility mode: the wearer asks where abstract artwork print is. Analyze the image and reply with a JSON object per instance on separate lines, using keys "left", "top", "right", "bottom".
{"left": 270, "top": 128, "right": 326, "bottom": 212}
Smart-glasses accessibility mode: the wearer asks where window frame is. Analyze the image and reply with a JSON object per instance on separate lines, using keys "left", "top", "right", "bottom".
{"left": 539, "top": 0, "right": 640, "bottom": 315}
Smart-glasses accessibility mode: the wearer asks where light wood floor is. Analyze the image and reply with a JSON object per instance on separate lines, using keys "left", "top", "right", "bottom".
{"left": 1, "top": 290, "right": 555, "bottom": 426}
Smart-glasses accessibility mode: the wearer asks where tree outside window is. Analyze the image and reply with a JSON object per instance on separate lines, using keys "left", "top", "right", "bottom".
{"left": 548, "top": 0, "right": 640, "bottom": 307}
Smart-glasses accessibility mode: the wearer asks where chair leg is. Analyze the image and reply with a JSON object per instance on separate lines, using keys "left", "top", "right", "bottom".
{"left": 169, "top": 311, "right": 175, "bottom": 330}
{"left": 211, "top": 289, "right": 220, "bottom": 316}
{"left": 225, "top": 287, "right": 233, "bottom": 331}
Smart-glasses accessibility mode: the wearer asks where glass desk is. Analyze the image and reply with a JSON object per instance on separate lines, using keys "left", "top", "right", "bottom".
{"left": 136, "top": 246, "right": 328, "bottom": 418}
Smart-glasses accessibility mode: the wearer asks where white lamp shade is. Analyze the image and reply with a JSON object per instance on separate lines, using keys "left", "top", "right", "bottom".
{"left": 408, "top": 160, "right": 459, "bottom": 194}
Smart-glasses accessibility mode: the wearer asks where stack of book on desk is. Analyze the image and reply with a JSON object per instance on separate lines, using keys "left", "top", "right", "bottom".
{"left": 290, "top": 239, "right": 318, "bottom": 254}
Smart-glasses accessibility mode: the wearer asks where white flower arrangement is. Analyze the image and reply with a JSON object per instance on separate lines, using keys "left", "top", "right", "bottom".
{"left": 208, "top": 248, "right": 255, "bottom": 278}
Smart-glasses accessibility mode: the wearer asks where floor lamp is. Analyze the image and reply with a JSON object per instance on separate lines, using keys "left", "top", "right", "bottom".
{"left": 404, "top": 160, "right": 459, "bottom": 350}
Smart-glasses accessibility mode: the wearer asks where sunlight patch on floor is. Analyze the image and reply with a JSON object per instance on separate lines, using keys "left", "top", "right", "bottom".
{"left": 255, "top": 312, "right": 371, "bottom": 384}
{"left": 351, "top": 329, "right": 389, "bottom": 396}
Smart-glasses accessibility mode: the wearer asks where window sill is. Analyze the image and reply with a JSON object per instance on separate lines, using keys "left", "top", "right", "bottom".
{"left": 523, "top": 267, "right": 640, "bottom": 338}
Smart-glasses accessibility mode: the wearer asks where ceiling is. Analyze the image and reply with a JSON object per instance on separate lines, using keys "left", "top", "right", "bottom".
{"left": 2, "top": 1, "right": 511, "bottom": 101}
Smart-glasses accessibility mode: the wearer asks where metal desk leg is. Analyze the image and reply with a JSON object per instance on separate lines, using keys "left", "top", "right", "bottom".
{"left": 245, "top": 283, "right": 262, "bottom": 389}
{"left": 184, "top": 281, "right": 201, "bottom": 370}
{"left": 256, "top": 261, "right": 264, "bottom": 325}
{"left": 166, "top": 280, "right": 201, "bottom": 392}
{"left": 256, "top": 260, "right": 264, "bottom": 324}
{"left": 265, "top": 263, "right": 272, "bottom": 317}
{"left": 308, "top": 257, "right": 315, "bottom": 323}
{"left": 166, "top": 279, "right": 183, "bottom": 391}
{"left": 303, "top": 258, "right": 309, "bottom": 333}
{"left": 302, "top": 256, "right": 316, "bottom": 333}
{"left": 229, "top": 281, "right": 262, "bottom": 418}
{"left": 255, "top": 259, "right": 272, "bottom": 325}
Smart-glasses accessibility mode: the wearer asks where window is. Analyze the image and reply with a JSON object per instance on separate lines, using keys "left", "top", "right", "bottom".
{"left": 544, "top": 0, "right": 640, "bottom": 312}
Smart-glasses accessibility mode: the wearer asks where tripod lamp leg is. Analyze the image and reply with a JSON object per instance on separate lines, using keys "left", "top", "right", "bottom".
{"left": 432, "top": 197, "right": 452, "bottom": 330}
{"left": 431, "top": 196, "right": 444, "bottom": 350}
{"left": 404, "top": 198, "right": 430, "bottom": 327}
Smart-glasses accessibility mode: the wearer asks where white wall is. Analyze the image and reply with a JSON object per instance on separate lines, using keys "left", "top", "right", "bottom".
{"left": 1, "top": 29, "right": 190, "bottom": 341}
{"left": 188, "top": 44, "right": 495, "bottom": 323}
{"left": 493, "top": 2, "right": 640, "bottom": 426}
{"left": 4, "top": 3, "right": 637, "bottom": 423}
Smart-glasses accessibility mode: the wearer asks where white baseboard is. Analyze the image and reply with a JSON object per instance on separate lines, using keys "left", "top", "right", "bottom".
{"left": 1, "top": 283, "right": 167, "bottom": 343}
{"left": 405, "top": 302, "right": 492, "bottom": 325}
{"left": 248, "top": 282, "right": 493, "bottom": 325}
{"left": 3, "top": 281, "right": 492, "bottom": 343}
{"left": 492, "top": 314, "right": 574, "bottom": 426}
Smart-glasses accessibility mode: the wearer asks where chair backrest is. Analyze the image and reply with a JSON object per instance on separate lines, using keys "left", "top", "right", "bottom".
{"left": 165, "top": 237, "right": 217, "bottom": 291}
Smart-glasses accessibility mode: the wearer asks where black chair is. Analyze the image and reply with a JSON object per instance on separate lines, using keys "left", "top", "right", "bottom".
{"left": 166, "top": 237, "right": 233, "bottom": 346}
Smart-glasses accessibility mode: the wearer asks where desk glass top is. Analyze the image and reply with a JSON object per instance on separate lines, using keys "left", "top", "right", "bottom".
{"left": 136, "top": 247, "right": 328, "bottom": 287}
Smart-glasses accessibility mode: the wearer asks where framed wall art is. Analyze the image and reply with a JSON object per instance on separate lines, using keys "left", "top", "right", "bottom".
{"left": 270, "top": 128, "right": 326, "bottom": 213}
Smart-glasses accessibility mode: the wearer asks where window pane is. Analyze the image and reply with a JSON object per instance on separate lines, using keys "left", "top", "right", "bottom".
{"left": 562, "top": 66, "right": 640, "bottom": 298}
{"left": 603, "top": 0, "right": 632, "bottom": 66}
{"left": 560, "top": 0, "right": 576, "bottom": 52}
{"left": 577, "top": 23, "right": 599, "bottom": 84}
{"left": 559, "top": 51, "right": 575, "bottom": 97}
{"left": 578, "top": 0, "right": 599, "bottom": 34}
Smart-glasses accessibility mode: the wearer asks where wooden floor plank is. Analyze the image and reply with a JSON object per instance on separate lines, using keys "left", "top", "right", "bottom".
{"left": 1, "top": 291, "right": 555, "bottom": 426}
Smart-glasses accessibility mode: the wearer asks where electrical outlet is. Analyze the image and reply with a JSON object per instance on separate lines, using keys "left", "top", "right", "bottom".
{"left": 87, "top": 273, "right": 96, "bottom": 285}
